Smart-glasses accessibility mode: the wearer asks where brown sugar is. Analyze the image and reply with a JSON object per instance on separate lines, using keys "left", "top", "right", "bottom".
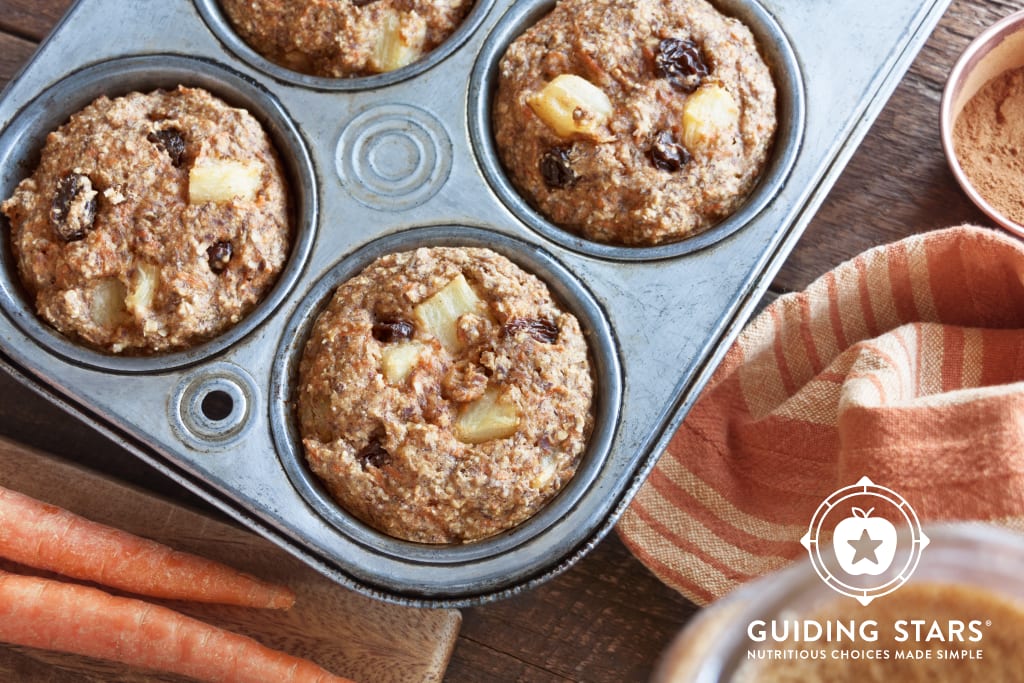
{"left": 953, "top": 66, "right": 1024, "bottom": 225}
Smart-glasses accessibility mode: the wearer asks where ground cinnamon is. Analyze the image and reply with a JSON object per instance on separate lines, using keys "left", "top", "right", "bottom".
{"left": 953, "top": 65, "right": 1024, "bottom": 224}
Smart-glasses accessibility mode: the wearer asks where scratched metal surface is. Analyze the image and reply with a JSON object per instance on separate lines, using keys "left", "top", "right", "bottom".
{"left": 0, "top": 0, "right": 950, "bottom": 605}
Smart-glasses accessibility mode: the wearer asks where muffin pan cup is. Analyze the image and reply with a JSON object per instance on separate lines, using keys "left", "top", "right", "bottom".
{"left": 0, "top": 0, "right": 951, "bottom": 606}
{"left": 0, "top": 55, "right": 318, "bottom": 373}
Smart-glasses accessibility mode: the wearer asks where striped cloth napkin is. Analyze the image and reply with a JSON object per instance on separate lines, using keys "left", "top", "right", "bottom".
{"left": 617, "top": 225, "right": 1024, "bottom": 605}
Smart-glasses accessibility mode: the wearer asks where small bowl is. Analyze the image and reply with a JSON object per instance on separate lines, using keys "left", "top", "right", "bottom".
{"left": 941, "top": 9, "right": 1024, "bottom": 239}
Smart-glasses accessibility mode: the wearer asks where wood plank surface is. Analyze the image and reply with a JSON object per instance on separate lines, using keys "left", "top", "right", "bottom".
{"left": 0, "top": 33, "right": 37, "bottom": 86}
{"left": 0, "top": 437, "right": 461, "bottom": 683}
{"left": 0, "top": 0, "right": 1010, "bottom": 681}
{"left": 0, "top": 0, "right": 71, "bottom": 42}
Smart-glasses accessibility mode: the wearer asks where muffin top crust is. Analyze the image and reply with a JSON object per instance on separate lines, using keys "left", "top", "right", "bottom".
{"left": 1, "top": 86, "right": 291, "bottom": 353}
{"left": 493, "top": 0, "right": 777, "bottom": 245}
{"left": 220, "top": 0, "right": 476, "bottom": 78}
{"left": 297, "top": 246, "right": 595, "bottom": 544}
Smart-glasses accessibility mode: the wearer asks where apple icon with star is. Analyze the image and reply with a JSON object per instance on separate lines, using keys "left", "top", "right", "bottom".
{"left": 833, "top": 507, "right": 898, "bottom": 576}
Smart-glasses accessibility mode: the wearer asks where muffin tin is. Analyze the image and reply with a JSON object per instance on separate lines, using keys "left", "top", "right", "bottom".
{"left": 0, "top": 0, "right": 950, "bottom": 606}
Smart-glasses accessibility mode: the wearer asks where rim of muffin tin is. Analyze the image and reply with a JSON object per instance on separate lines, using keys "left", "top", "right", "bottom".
{"left": 270, "top": 225, "right": 623, "bottom": 599}
{"left": 0, "top": 54, "right": 317, "bottom": 374}
{"left": 468, "top": 0, "right": 806, "bottom": 261}
{"left": 193, "top": 0, "right": 497, "bottom": 91}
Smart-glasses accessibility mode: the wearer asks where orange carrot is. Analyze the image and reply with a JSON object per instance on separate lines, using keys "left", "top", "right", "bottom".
{"left": 0, "top": 569, "right": 354, "bottom": 683}
{"left": 0, "top": 485, "right": 294, "bottom": 609}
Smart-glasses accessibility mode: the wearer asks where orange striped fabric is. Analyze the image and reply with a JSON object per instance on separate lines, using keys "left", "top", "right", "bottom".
{"left": 617, "top": 225, "right": 1024, "bottom": 605}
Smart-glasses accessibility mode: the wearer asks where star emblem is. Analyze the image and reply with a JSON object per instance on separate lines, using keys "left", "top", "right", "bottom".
{"left": 848, "top": 528, "right": 884, "bottom": 565}
{"left": 802, "top": 477, "right": 931, "bottom": 605}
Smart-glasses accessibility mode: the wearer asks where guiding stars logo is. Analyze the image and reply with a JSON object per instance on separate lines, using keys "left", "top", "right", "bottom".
{"left": 801, "top": 476, "right": 929, "bottom": 605}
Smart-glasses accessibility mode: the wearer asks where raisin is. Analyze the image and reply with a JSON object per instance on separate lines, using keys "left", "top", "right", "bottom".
{"left": 655, "top": 38, "right": 709, "bottom": 93}
{"left": 50, "top": 172, "right": 97, "bottom": 242}
{"left": 352, "top": 0, "right": 378, "bottom": 5}
{"left": 372, "top": 319, "right": 415, "bottom": 343}
{"left": 147, "top": 127, "right": 186, "bottom": 167}
{"left": 649, "top": 130, "right": 691, "bottom": 172}
{"left": 207, "top": 241, "right": 233, "bottom": 273}
{"left": 539, "top": 147, "right": 577, "bottom": 189}
{"left": 357, "top": 440, "right": 390, "bottom": 469}
{"left": 504, "top": 318, "right": 559, "bottom": 344}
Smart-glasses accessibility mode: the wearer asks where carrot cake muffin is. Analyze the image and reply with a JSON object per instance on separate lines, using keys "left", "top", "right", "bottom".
{"left": 297, "top": 246, "right": 594, "bottom": 544}
{"left": 1, "top": 86, "right": 291, "bottom": 354}
{"left": 492, "top": 0, "right": 777, "bottom": 246}
{"left": 219, "top": 0, "right": 476, "bottom": 78}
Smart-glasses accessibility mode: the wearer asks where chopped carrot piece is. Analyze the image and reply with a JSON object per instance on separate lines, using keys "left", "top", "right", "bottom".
{"left": 0, "top": 570, "right": 354, "bottom": 682}
{"left": 0, "top": 485, "right": 294, "bottom": 609}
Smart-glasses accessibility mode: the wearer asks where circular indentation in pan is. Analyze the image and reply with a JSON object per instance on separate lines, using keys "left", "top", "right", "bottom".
{"left": 336, "top": 104, "right": 453, "bottom": 210}
{"left": 171, "top": 362, "right": 258, "bottom": 448}
{"left": 194, "top": 0, "right": 496, "bottom": 91}
{"left": 0, "top": 54, "right": 317, "bottom": 374}
{"left": 468, "top": 0, "right": 805, "bottom": 261}
{"left": 270, "top": 225, "right": 622, "bottom": 601}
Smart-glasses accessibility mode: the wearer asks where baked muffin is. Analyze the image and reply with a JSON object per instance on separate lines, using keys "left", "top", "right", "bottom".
{"left": 1, "top": 86, "right": 291, "bottom": 354}
{"left": 220, "top": 0, "right": 476, "bottom": 78}
{"left": 297, "top": 247, "right": 594, "bottom": 544}
{"left": 493, "top": 0, "right": 777, "bottom": 246}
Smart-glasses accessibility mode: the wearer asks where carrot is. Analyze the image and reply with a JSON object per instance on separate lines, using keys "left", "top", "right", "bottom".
{"left": 0, "top": 569, "right": 355, "bottom": 683}
{"left": 0, "top": 485, "right": 294, "bottom": 609}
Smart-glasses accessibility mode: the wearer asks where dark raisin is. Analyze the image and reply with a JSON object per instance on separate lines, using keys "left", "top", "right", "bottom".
{"left": 50, "top": 172, "right": 97, "bottom": 242}
{"left": 649, "top": 130, "right": 691, "bottom": 172}
{"left": 655, "top": 38, "right": 709, "bottom": 93}
{"left": 357, "top": 440, "right": 390, "bottom": 469}
{"left": 207, "top": 241, "right": 233, "bottom": 273}
{"left": 147, "top": 127, "right": 186, "bottom": 167}
{"left": 372, "top": 319, "right": 415, "bottom": 343}
{"left": 539, "top": 147, "right": 577, "bottom": 189}
{"left": 504, "top": 318, "right": 559, "bottom": 344}
{"left": 352, "top": 0, "right": 378, "bottom": 5}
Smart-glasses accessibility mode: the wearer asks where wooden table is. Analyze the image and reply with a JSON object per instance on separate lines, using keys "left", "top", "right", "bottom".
{"left": 0, "top": 1, "right": 1006, "bottom": 680}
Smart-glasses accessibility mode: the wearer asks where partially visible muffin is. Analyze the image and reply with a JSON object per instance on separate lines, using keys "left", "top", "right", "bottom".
{"left": 493, "top": 0, "right": 777, "bottom": 246}
{"left": 297, "top": 247, "right": 594, "bottom": 544}
{"left": 220, "top": 0, "right": 476, "bottom": 78}
{"left": 1, "top": 86, "right": 291, "bottom": 353}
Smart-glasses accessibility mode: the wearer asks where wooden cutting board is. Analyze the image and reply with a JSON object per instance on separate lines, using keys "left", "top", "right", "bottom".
{"left": 0, "top": 437, "right": 461, "bottom": 683}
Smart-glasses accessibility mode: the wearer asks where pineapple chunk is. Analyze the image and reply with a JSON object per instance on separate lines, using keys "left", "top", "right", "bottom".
{"left": 528, "top": 74, "right": 613, "bottom": 139}
{"left": 413, "top": 274, "right": 489, "bottom": 353}
{"left": 369, "top": 9, "right": 426, "bottom": 73}
{"left": 189, "top": 159, "right": 261, "bottom": 204}
{"left": 682, "top": 83, "right": 740, "bottom": 151}
{"left": 382, "top": 341, "right": 426, "bottom": 385}
{"left": 455, "top": 387, "right": 520, "bottom": 444}
{"left": 531, "top": 456, "right": 558, "bottom": 490}
{"left": 89, "top": 278, "right": 127, "bottom": 327}
{"left": 125, "top": 262, "right": 160, "bottom": 315}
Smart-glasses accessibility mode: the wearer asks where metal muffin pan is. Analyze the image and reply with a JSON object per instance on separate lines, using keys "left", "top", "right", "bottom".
{"left": 0, "top": 0, "right": 951, "bottom": 606}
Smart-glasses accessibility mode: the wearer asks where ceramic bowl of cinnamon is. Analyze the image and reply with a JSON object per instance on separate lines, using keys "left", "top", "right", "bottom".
{"left": 941, "top": 9, "right": 1024, "bottom": 239}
